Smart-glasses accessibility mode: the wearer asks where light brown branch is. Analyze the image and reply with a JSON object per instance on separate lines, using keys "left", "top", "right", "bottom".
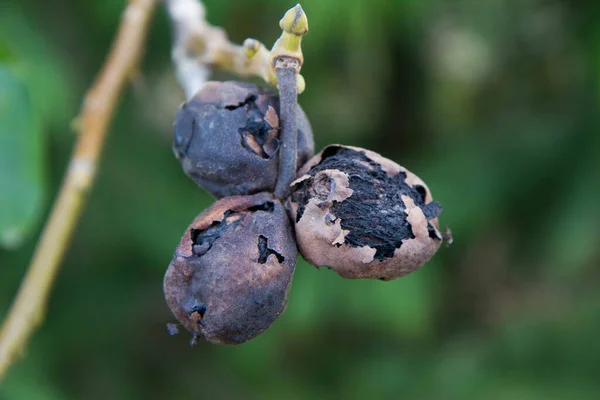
{"left": 0, "top": 0, "right": 158, "bottom": 383}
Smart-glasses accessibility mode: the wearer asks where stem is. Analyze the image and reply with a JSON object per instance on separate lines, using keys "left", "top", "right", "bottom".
{"left": 274, "top": 57, "right": 300, "bottom": 200}
{"left": 0, "top": 0, "right": 157, "bottom": 383}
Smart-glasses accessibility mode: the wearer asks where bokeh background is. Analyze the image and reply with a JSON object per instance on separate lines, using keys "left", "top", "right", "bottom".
{"left": 1, "top": 0, "right": 599, "bottom": 399}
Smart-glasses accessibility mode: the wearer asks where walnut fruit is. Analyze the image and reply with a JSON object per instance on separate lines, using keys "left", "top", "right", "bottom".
{"left": 288, "top": 145, "right": 444, "bottom": 280}
{"left": 164, "top": 192, "right": 298, "bottom": 344}
{"left": 173, "top": 81, "right": 314, "bottom": 198}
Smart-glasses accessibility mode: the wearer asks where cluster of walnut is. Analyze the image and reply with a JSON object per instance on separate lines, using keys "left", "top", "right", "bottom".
{"left": 164, "top": 81, "right": 447, "bottom": 345}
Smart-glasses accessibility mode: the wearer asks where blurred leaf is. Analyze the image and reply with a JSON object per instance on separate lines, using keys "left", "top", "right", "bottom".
{"left": 0, "top": 66, "right": 44, "bottom": 249}
{"left": 0, "top": 35, "right": 16, "bottom": 62}
{"left": 540, "top": 133, "right": 600, "bottom": 277}
{"left": 0, "top": 7, "right": 74, "bottom": 133}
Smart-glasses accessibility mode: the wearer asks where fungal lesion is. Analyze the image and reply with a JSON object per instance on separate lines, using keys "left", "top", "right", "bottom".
{"left": 189, "top": 199, "right": 282, "bottom": 258}
{"left": 247, "top": 201, "right": 275, "bottom": 212}
{"left": 422, "top": 201, "right": 443, "bottom": 220}
{"left": 190, "top": 210, "right": 242, "bottom": 256}
{"left": 189, "top": 304, "right": 207, "bottom": 326}
{"left": 318, "top": 145, "right": 342, "bottom": 160}
{"left": 257, "top": 235, "right": 285, "bottom": 264}
{"left": 234, "top": 94, "right": 280, "bottom": 159}
{"left": 413, "top": 184, "right": 428, "bottom": 203}
{"left": 290, "top": 177, "right": 313, "bottom": 222}
{"left": 411, "top": 185, "right": 444, "bottom": 242}
{"left": 428, "top": 223, "right": 442, "bottom": 240}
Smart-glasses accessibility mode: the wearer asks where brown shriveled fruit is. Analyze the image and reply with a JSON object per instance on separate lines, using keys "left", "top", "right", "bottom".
{"left": 287, "top": 145, "right": 445, "bottom": 281}
{"left": 173, "top": 81, "right": 314, "bottom": 198}
{"left": 163, "top": 192, "right": 297, "bottom": 345}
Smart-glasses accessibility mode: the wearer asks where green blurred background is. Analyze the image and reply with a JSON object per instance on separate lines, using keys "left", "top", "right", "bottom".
{"left": 1, "top": 0, "right": 599, "bottom": 399}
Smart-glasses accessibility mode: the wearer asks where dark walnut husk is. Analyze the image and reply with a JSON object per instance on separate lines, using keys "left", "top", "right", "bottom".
{"left": 173, "top": 81, "right": 315, "bottom": 198}
{"left": 163, "top": 193, "right": 298, "bottom": 345}
{"left": 288, "top": 145, "right": 444, "bottom": 281}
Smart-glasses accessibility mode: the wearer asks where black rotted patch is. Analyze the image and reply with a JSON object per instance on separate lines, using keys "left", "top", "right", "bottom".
{"left": 190, "top": 210, "right": 242, "bottom": 256}
{"left": 291, "top": 178, "right": 313, "bottom": 223}
{"left": 247, "top": 201, "right": 275, "bottom": 213}
{"left": 235, "top": 95, "right": 279, "bottom": 159}
{"left": 257, "top": 235, "right": 285, "bottom": 264}
{"left": 292, "top": 148, "right": 442, "bottom": 260}
{"left": 428, "top": 223, "right": 440, "bottom": 239}
{"left": 190, "top": 304, "right": 207, "bottom": 319}
{"left": 422, "top": 201, "right": 443, "bottom": 220}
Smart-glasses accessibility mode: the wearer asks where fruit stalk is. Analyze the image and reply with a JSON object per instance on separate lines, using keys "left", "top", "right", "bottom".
{"left": 274, "top": 59, "right": 300, "bottom": 199}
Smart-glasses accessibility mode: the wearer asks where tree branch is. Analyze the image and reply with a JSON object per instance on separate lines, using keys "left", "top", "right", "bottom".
{"left": 0, "top": 0, "right": 158, "bottom": 383}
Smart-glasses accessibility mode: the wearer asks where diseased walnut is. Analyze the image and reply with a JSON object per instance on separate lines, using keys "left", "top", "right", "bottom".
{"left": 163, "top": 193, "right": 298, "bottom": 344}
{"left": 173, "top": 81, "right": 314, "bottom": 198}
{"left": 287, "top": 145, "right": 445, "bottom": 281}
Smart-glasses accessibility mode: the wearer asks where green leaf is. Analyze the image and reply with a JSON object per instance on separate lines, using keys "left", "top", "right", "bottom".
{"left": 0, "top": 9, "right": 74, "bottom": 133}
{"left": 0, "top": 65, "right": 44, "bottom": 249}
